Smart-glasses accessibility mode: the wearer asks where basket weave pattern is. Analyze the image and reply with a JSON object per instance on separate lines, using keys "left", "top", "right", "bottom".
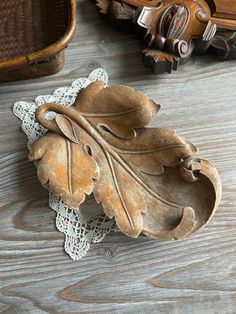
{"left": 0, "top": 0, "right": 70, "bottom": 61}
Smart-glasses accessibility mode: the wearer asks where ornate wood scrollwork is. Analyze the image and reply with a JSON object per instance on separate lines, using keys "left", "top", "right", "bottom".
{"left": 29, "top": 82, "right": 221, "bottom": 240}
{"left": 94, "top": 0, "right": 236, "bottom": 74}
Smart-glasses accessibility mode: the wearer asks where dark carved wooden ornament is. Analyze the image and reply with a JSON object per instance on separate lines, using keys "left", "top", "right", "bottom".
{"left": 94, "top": 0, "right": 236, "bottom": 73}
{"left": 30, "top": 82, "right": 222, "bottom": 240}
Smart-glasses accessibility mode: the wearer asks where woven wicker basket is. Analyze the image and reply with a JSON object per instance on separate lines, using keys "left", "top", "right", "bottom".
{"left": 0, "top": 0, "right": 76, "bottom": 83}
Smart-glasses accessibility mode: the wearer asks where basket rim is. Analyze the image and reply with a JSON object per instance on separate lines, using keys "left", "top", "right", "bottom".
{"left": 0, "top": 0, "right": 77, "bottom": 72}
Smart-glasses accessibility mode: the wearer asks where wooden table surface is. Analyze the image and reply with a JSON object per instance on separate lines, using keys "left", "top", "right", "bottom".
{"left": 0, "top": 1, "right": 236, "bottom": 313}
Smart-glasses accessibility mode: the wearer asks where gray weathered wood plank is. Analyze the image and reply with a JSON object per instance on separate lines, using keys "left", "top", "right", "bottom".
{"left": 0, "top": 1, "right": 236, "bottom": 313}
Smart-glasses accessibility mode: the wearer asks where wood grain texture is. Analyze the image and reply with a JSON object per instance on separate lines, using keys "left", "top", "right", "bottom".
{"left": 0, "top": 0, "right": 236, "bottom": 313}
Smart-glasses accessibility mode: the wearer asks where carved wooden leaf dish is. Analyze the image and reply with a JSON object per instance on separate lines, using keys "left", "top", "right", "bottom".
{"left": 29, "top": 82, "right": 221, "bottom": 240}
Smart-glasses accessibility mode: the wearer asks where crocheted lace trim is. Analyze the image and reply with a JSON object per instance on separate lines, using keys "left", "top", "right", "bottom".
{"left": 13, "top": 69, "right": 115, "bottom": 260}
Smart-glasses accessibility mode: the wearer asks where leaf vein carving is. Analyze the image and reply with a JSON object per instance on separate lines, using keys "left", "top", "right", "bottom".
{"left": 105, "top": 150, "right": 135, "bottom": 229}
{"left": 81, "top": 107, "right": 141, "bottom": 118}
{"left": 114, "top": 144, "right": 186, "bottom": 155}
{"left": 66, "top": 140, "right": 73, "bottom": 195}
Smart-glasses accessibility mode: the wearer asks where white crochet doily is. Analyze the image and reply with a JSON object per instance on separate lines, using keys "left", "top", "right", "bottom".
{"left": 13, "top": 68, "right": 116, "bottom": 260}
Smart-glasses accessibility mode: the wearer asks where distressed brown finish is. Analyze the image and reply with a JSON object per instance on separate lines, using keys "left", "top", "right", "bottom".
{"left": 29, "top": 133, "right": 98, "bottom": 209}
{"left": 30, "top": 82, "right": 221, "bottom": 240}
{"left": 95, "top": 0, "right": 236, "bottom": 74}
{"left": 0, "top": 0, "right": 76, "bottom": 83}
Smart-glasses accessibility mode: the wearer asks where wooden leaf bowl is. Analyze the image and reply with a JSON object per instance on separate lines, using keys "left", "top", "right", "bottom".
{"left": 29, "top": 82, "right": 222, "bottom": 240}
{"left": 0, "top": 0, "right": 76, "bottom": 83}
{"left": 94, "top": 0, "right": 236, "bottom": 74}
